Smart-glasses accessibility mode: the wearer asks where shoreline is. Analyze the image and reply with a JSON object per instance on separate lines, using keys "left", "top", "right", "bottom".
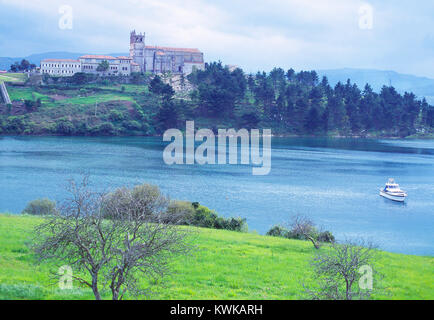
{"left": 1, "top": 133, "right": 434, "bottom": 140}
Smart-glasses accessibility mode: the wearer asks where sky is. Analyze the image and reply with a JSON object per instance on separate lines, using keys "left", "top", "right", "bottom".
{"left": 0, "top": 0, "right": 433, "bottom": 77}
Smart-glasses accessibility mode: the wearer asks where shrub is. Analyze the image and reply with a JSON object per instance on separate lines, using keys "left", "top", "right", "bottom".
{"left": 109, "top": 110, "right": 125, "bottom": 122}
{"left": 102, "top": 184, "right": 168, "bottom": 221}
{"left": 55, "top": 118, "right": 75, "bottom": 135}
{"left": 266, "top": 224, "right": 335, "bottom": 243}
{"left": 69, "top": 72, "right": 93, "bottom": 85}
{"left": 130, "top": 72, "right": 146, "bottom": 84}
{"left": 186, "top": 203, "right": 247, "bottom": 232}
{"left": 224, "top": 217, "right": 247, "bottom": 232}
{"left": 103, "top": 188, "right": 247, "bottom": 232}
{"left": 22, "top": 198, "right": 57, "bottom": 215}
{"left": 266, "top": 225, "right": 289, "bottom": 238}
{"left": 317, "top": 231, "right": 335, "bottom": 243}
{"left": 40, "top": 122, "right": 56, "bottom": 134}
{"left": 23, "top": 121, "right": 37, "bottom": 135}
{"left": 90, "top": 122, "right": 116, "bottom": 135}
{"left": 190, "top": 205, "right": 217, "bottom": 228}
{"left": 143, "top": 123, "right": 155, "bottom": 135}
{"left": 74, "top": 121, "right": 89, "bottom": 135}
{"left": 5, "top": 116, "right": 26, "bottom": 133}
{"left": 166, "top": 200, "right": 196, "bottom": 224}
{"left": 122, "top": 120, "right": 142, "bottom": 131}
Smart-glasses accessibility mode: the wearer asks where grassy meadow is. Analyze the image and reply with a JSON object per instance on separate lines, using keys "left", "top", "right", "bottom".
{"left": 0, "top": 73, "right": 27, "bottom": 83}
{"left": 0, "top": 214, "right": 432, "bottom": 300}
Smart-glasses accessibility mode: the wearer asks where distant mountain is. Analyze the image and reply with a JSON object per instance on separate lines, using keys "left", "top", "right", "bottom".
{"left": 0, "top": 51, "right": 129, "bottom": 70}
{"left": 318, "top": 68, "right": 434, "bottom": 104}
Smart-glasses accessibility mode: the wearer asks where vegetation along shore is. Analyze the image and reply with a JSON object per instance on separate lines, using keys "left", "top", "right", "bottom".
{"left": 1, "top": 62, "right": 433, "bottom": 138}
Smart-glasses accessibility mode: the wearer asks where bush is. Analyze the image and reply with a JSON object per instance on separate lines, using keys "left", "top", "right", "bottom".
{"left": 190, "top": 205, "right": 218, "bottom": 228}
{"left": 109, "top": 110, "right": 125, "bottom": 122}
{"left": 102, "top": 184, "right": 168, "bottom": 221}
{"left": 103, "top": 187, "right": 247, "bottom": 232}
{"left": 69, "top": 72, "right": 93, "bottom": 85}
{"left": 166, "top": 200, "right": 196, "bottom": 224}
{"left": 266, "top": 225, "right": 289, "bottom": 238}
{"left": 5, "top": 116, "right": 26, "bottom": 133}
{"left": 90, "top": 122, "right": 116, "bottom": 135}
{"left": 55, "top": 118, "right": 75, "bottom": 135}
{"left": 186, "top": 203, "right": 247, "bottom": 232}
{"left": 73, "top": 121, "right": 89, "bottom": 135}
{"left": 266, "top": 224, "right": 335, "bottom": 243}
{"left": 122, "top": 120, "right": 142, "bottom": 131}
{"left": 317, "top": 231, "right": 335, "bottom": 243}
{"left": 22, "top": 198, "right": 57, "bottom": 215}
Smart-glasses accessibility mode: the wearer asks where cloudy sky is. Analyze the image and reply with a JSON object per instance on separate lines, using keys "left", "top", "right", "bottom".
{"left": 0, "top": 0, "right": 433, "bottom": 77}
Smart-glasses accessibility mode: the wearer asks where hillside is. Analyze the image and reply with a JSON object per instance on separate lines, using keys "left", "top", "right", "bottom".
{"left": 0, "top": 214, "right": 432, "bottom": 300}
{"left": 1, "top": 63, "right": 434, "bottom": 138}
{"left": 0, "top": 80, "right": 158, "bottom": 136}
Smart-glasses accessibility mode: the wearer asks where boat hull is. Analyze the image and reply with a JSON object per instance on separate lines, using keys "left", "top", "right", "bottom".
{"left": 380, "top": 190, "right": 406, "bottom": 202}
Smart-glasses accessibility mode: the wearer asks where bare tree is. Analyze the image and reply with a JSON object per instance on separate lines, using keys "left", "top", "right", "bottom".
{"left": 304, "top": 239, "right": 380, "bottom": 300}
{"left": 290, "top": 214, "right": 321, "bottom": 249}
{"left": 32, "top": 176, "right": 191, "bottom": 300}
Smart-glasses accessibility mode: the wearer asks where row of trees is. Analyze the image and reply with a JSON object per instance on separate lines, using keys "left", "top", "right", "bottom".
{"left": 184, "top": 62, "right": 434, "bottom": 137}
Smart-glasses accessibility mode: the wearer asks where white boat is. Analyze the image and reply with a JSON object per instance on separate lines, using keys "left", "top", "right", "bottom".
{"left": 379, "top": 178, "right": 407, "bottom": 202}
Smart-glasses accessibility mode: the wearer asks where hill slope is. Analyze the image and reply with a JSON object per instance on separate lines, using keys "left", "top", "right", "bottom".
{"left": 0, "top": 214, "right": 432, "bottom": 300}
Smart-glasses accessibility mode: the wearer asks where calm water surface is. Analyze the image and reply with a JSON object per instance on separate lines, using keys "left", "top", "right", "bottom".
{"left": 0, "top": 136, "right": 433, "bottom": 256}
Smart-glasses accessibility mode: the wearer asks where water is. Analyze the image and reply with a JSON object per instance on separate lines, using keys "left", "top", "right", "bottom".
{"left": 0, "top": 136, "right": 433, "bottom": 256}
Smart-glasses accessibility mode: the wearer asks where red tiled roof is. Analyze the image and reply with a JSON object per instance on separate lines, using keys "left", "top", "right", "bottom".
{"left": 79, "top": 55, "right": 117, "bottom": 60}
{"left": 42, "top": 59, "right": 79, "bottom": 62}
{"left": 131, "top": 62, "right": 140, "bottom": 66}
{"left": 145, "top": 46, "right": 201, "bottom": 53}
{"left": 117, "top": 56, "right": 132, "bottom": 60}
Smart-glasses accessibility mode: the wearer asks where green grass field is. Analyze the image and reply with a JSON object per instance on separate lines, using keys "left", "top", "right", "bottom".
{"left": 7, "top": 86, "right": 52, "bottom": 102}
{"left": 6, "top": 85, "right": 140, "bottom": 104}
{"left": 0, "top": 214, "right": 432, "bottom": 300}
{"left": 0, "top": 73, "right": 28, "bottom": 83}
{"left": 59, "top": 93, "right": 136, "bottom": 105}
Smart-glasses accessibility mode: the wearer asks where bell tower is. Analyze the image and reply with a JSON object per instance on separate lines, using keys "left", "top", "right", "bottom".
{"left": 129, "top": 30, "right": 146, "bottom": 72}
